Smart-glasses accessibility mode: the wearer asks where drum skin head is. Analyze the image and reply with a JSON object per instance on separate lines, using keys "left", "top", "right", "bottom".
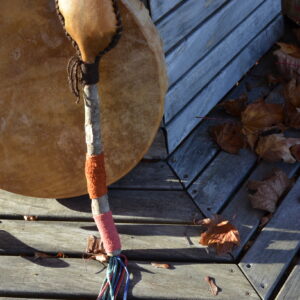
{"left": 0, "top": 0, "right": 167, "bottom": 198}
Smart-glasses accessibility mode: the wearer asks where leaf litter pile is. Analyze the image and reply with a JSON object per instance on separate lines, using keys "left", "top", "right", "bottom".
{"left": 196, "top": 35, "right": 300, "bottom": 259}
{"left": 210, "top": 37, "right": 300, "bottom": 162}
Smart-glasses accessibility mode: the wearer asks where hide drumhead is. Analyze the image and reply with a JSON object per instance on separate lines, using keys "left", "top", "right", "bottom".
{"left": 0, "top": 0, "right": 167, "bottom": 198}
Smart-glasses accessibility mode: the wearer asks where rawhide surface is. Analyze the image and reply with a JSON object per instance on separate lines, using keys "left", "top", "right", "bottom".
{"left": 0, "top": 0, "right": 167, "bottom": 198}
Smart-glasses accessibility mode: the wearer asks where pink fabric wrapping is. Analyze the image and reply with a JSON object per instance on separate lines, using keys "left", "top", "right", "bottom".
{"left": 94, "top": 211, "right": 121, "bottom": 254}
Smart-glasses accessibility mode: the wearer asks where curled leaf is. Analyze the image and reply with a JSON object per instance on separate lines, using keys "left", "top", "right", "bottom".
{"left": 255, "top": 133, "right": 300, "bottom": 163}
{"left": 198, "top": 215, "right": 240, "bottom": 255}
{"left": 247, "top": 170, "right": 292, "bottom": 213}
{"left": 34, "top": 252, "right": 53, "bottom": 259}
{"left": 24, "top": 216, "right": 38, "bottom": 221}
{"left": 94, "top": 254, "right": 109, "bottom": 263}
{"left": 210, "top": 123, "right": 245, "bottom": 154}
{"left": 151, "top": 262, "right": 171, "bottom": 269}
{"left": 219, "top": 95, "right": 247, "bottom": 117}
{"left": 241, "top": 98, "right": 283, "bottom": 135}
{"left": 86, "top": 235, "right": 104, "bottom": 254}
{"left": 204, "top": 276, "right": 219, "bottom": 296}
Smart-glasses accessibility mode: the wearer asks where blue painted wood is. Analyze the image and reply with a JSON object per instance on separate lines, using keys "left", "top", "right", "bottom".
{"left": 240, "top": 178, "right": 300, "bottom": 300}
{"left": 222, "top": 161, "right": 299, "bottom": 260}
{"left": 156, "top": 0, "right": 228, "bottom": 53}
{"left": 165, "top": 15, "right": 284, "bottom": 153}
{"left": 149, "top": 0, "right": 182, "bottom": 22}
{"left": 164, "top": 0, "right": 282, "bottom": 123}
{"left": 166, "top": 0, "right": 265, "bottom": 86}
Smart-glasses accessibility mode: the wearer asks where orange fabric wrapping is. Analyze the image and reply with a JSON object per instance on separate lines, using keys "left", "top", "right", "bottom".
{"left": 85, "top": 153, "right": 107, "bottom": 198}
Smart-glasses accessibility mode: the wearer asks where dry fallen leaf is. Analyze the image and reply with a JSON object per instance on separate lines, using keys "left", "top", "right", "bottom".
{"left": 198, "top": 215, "right": 240, "bottom": 255}
{"left": 284, "top": 79, "right": 300, "bottom": 108}
{"left": 219, "top": 95, "right": 247, "bottom": 117}
{"left": 247, "top": 170, "right": 292, "bottom": 213}
{"left": 284, "top": 102, "right": 300, "bottom": 129}
{"left": 255, "top": 133, "right": 300, "bottom": 163}
{"left": 151, "top": 262, "right": 171, "bottom": 269}
{"left": 277, "top": 42, "right": 300, "bottom": 59}
{"left": 85, "top": 235, "right": 108, "bottom": 263}
{"left": 24, "top": 216, "right": 38, "bottom": 221}
{"left": 56, "top": 252, "right": 66, "bottom": 258}
{"left": 259, "top": 214, "right": 273, "bottom": 228}
{"left": 204, "top": 276, "right": 219, "bottom": 296}
{"left": 94, "top": 254, "right": 109, "bottom": 263}
{"left": 210, "top": 123, "right": 245, "bottom": 154}
{"left": 291, "top": 144, "right": 300, "bottom": 161}
{"left": 241, "top": 98, "right": 284, "bottom": 135}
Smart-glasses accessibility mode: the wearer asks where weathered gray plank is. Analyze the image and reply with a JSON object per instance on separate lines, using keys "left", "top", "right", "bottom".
{"left": 0, "top": 220, "right": 229, "bottom": 261}
{"left": 157, "top": 0, "right": 228, "bottom": 53}
{"left": 168, "top": 52, "right": 279, "bottom": 188}
{"left": 166, "top": 0, "right": 265, "bottom": 86}
{"left": 222, "top": 162, "right": 299, "bottom": 260}
{"left": 164, "top": 0, "right": 281, "bottom": 123}
{"left": 111, "top": 161, "right": 182, "bottom": 190}
{"left": 188, "top": 149, "right": 257, "bottom": 217}
{"left": 0, "top": 189, "right": 202, "bottom": 223}
{"left": 150, "top": 0, "right": 182, "bottom": 22}
{"left": 240, "top": 178, "right": 300, "bottom": 300}
{"left": 165, "top": 15, "right": 284, "bottom": 152}
{"left": 0, "top": 256, "right": 260, "bottom": 299}
{"left": 275, "top": 263, "right": 300, "bottom": 300}
{"left": 143, "top": 128, "right": 168, "bottom": 160}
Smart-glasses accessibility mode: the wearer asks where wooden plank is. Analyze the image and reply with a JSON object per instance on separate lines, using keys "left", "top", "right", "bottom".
{"left": 165, "top": 15, "right": 284, "bottom": 152}
{"left": 0, "top": 220, "right": 230, "bottom": 262}
{"left": 0, "top": 257, "right": 260, "bottom": 299}
{"left": 239, "top": 178, "right": 300, "bottom": 300}
{"left": 222, "top": 162, "right": 299, "bottom": 260}
{"left": 143, "top": 128, "right": 168, "bottom": 160}
{"left": 110, "top": 161, "right": 182, "bottom": 190}
{"left": 0, "top": 189, "right": 202, "bottom": 223}
{"left": 275, "top": 263, "right": 300, "bottom": 300}
{"left": 164, "top": 0, "right": 281, "bottom": 123}
{"left": 149, "top": 0, "right": 182, "bottom": 22}
{"left": 188, "top": 149, "right": 257, "bottom": 217}
{"left": 167, "top": 51, "right": 280, "bottom": 187}
{"left": 156, "top": 0, "right": 228, "bottom": 53}
{"left": 166, "top": 0, "right": 265, "bottom": 86}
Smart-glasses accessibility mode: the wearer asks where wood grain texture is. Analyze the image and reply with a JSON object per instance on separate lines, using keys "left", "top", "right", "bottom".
{"left": 222, "top": 161, "right": 299, "bottom": 260}
{"left": 0, "top": 189, "right": 202, "bottom": 223}
{"left": 240, "top": 178, "right": 300, "bottom": 300}
{"left": 188, "top": 149, "right": 257, "bottom": 217}
{"left": 168, "top": 51, "right": 278, "bottom": 188}
{"left": 275, "top": 263, "right": 300, "bottom": 300}
{"left": 157, "top": 0, "right": 228, "bottom": 53}
{"left": 164, "top": 0, "right": 281, "bottom": 123}
{"left": 110, "top": 161, "right": 182, "bottom": 190}
{"left": 165, "top": 15, "right": 284, "bottom": 153}
{"left": 166, "top": 0, "right": 265, "bottom": 86}
{"left": 0, "top": 256, "right": 260, "bottom": 299}
{"left": 0, "top": 220, "right": 229, "bottom": 261}
{"left": 150, "top": 0, "right": 182, "bottom": 22}
{"left": 143, "top": 128, "right": 168, "bottom": 160}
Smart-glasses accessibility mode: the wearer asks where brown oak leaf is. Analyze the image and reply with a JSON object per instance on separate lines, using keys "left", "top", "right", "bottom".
{"left": 277, "top": 42, "right": 300, "bottom": 59}
{"left": 86, "top": 235, "right": 108, "bottom": 263}
{"left": 197, "top": 215, "right": 240, "bottom": 255}
{"left": 255, "top": 133, "right": 300, "bottom": 163}
{"left": 284, "top": 79, "right": 300, "bottom": 108}
{"left": 210, "top": 123, "right": 245, "bottom": 154}
{"left": 284, "top": 102, "right": 300, "bottom": 129}
{"left": 151, "top": 262, "right": 171, "bottom": 269}
{"left": 247, "top": 170, "right": 292, "bottom": 213}
{"left": 204, "top": 276, "right": 219, "bottom": 296}
{"left": 219, "top": 95, "right": 247, "bottom": 117}
{"left": 291, "top": 144, "right": 300, "bottom": 161}
{"left": 241, "top": 98, "right": 283, "bottom": 136}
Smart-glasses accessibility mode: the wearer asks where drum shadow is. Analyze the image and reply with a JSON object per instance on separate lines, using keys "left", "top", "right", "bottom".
{"left": 0, "top": 229, "right": 69, "bottom": 268}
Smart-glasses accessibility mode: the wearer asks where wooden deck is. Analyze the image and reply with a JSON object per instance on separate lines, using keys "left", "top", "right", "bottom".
{"left": 0, "top": 50, "right": 299, "bottom": 299}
